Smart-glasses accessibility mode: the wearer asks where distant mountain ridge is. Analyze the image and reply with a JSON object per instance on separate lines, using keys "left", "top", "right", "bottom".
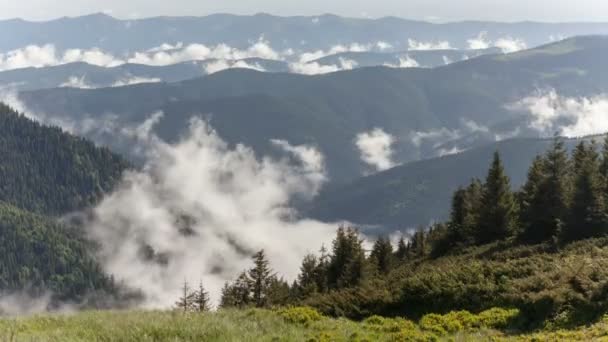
{"left": 2, "top": 13, "right": 608, "bottom": 54}
{"left": 17, "top": 36, "right": 608, "bottom": 183}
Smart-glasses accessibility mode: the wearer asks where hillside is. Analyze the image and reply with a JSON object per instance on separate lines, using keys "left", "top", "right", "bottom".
{"left": 0, "top": 103, "right": 128, "bottom": 215}
{"left": 17, "top": 36, "right": 608, "bottom": 182}
{"left": 0, "top": 202, "right": 120, "bottom": 305}
{"left": 0, "top": 59, "right": 290, "bottom": 91}
{"left": 313, "top": 47, "right": 501, "bottom": 68}
{"left": 308, "top": 136, "right": 598, "bottom": 229}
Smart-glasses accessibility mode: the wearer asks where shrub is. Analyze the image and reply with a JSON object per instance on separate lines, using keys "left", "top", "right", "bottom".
{"left": 279, "top": 307, "right": 323, "bottom": 325}
{"left": 477, "top": 308, "right": 519, "bottom": 329}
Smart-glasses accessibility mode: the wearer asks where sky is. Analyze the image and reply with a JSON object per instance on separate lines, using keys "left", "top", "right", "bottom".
{"left": 1, "top": 0, "right": 608, "bottom": 22}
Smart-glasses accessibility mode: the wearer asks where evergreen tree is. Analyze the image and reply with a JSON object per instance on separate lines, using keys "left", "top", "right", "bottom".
{"left": 409, "top": 227, "right": 427, "bottom": 258}
{"left": 193, "top": 280, "right": 211, "bottom": 312}
{"left": 248, "top": 250, "right": 273, "bottom": 308}
{"left": 175, "top": 280, "right": 195, "bottom": 312}
{"left": 369, "top": 236, "right": 394, "bottom": 275}
{"left": 266, "top": 276, "right": 291, "bottom": 306}
{"left": 327, "top": 227, "right": 367, "bottom": 289}
{"left": 476, "top": 152, "right": 518, "bottom": 244}
{"left": 519, "top": 156, "right": 551, "bottom": 243}
{"left": 448, "top": 179, "right": 483, "bottom": 246}
{"left": 565, "top": 141, "right": 607, "bottom": 240}
{"left": 296, "top": 254, "right": 320, "bottom": 297}
{"left": 395, "top": 236, "right": 408, "bottom": 261}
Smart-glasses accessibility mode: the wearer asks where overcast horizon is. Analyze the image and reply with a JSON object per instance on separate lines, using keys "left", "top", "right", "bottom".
{"left": 2, "top": 0, "right": 608, "bottom": 23}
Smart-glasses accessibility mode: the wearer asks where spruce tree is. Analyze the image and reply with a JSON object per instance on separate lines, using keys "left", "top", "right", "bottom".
{"left": 175, "top": 280, "right": 195, "bottom": 312}
{"left": 448, "top": 179, "right": 482, "bottom": 246}
{"left": 327, "top": 227, "right": 367, "bottom": 289}
{"left": 519, "top": 156, "right": 550, "bottom": 243}
{"left": 476, "top": 152, "right": 518, "bottom": 244}
{"left": 296, "top": 254, "right": 320, "bottom": 297}
{"left": 369, "top": 236, "right": 394, "bottom": 275}
{"left": 395, "top": 236, "right": 408, "bottom": 260}
{"left": 193, "top": 280, "right": 211, "bottom": 312}
{"left": 565, "top": 141, "right": 607, "bottom": 240}
{"left": 248, "top": 250, "right": 273, "bottom": 308}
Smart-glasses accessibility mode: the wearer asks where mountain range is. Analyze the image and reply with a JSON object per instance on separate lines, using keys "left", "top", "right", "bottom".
{"left": 2, "top": 13, "right": 608, "bottom": 54}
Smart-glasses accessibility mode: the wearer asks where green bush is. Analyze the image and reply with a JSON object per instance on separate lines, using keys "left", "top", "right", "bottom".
{"left": 279, "top": 307, "right": 323, "bottom": 325}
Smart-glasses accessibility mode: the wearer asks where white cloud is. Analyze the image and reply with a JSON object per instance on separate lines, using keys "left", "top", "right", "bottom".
{"left": 62, "top": 48, "right": 123, "bottom": 67}
{"left": 513, "top": 90, "right": 608, "bottom": 137}
{"left": 289, "top": 58, "right": 357, "bottom": 75}
{"left": 83, "top": 117, "right": 337, "bottom": 308}
{"left": 410, "top": 127, "right": 461, "bottom": 148}
{"left": 0, "top": 45, "right": 58, "bottom": 70}
{"left": 467, "top": 32, "right": 527, "bottom": 53}
{"left": 384, "top": 56, "right": 420, "bottom": 68}
{"left": 407, "top": 39, "right": 452, "bottom": 51}
{"left": 60, "top": 76, "right": 96, "bottom": 89}
{"left": 376, "top": 41, "right": 393, "bottom": 51}
{"left": 111, "top": 76, "right": 162, "bottom": 87}
{"left": 467, "top": 32, "right": 491, "bottom": 50}
{"left": 355, "top": 128, "right": 397, "bottom": 172}
{"left": 494, "top": 37, "right": 527, "bottom": 53}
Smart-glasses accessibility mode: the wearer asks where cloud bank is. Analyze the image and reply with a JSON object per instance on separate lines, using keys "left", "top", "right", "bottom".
{"left": 82, "top": 117, "right": 337, "bottom": 308}
{"left": 514, "top": 90, "right": 608, "bottom": 137}
{"left": 467, "top": 32, "right": 527, "bottom": 53}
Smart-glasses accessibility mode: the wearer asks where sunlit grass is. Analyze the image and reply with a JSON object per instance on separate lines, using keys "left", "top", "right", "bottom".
{"left": 1, "top": 307, "right": 607, "bottom": 341}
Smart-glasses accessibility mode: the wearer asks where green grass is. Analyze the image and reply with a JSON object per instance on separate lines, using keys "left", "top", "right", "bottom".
{"left": 1, "top": 307, "right": 608, "bottom": 341}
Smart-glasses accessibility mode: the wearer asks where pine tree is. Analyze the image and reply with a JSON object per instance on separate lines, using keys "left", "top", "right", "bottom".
{"left": 369, "top": 236, "right": 394, "bottom": 275}
{"left": 248, "top": 250, "right": 273, "bottom": 308}
{"left": 565, "top": 141, "right": 607, "bottom": 240}
{"left": 476, "top": 152, "right": 518, "bottom": 244}
{"left": 193, "top": 280, "right": 211, "bottom": 312}
{"left": 175, "top": 280, "right": 195, "bottom": 312}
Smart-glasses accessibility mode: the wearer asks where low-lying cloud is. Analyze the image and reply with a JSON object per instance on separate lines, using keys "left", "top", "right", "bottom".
{"left": 81, "top": 116, "right": 337, "bottom": 308}
{"left": 513, "top": 90, "right": 608, "bottom": 137}
{"left": 407, "top": 39, "right": 452, "bottom": 51}
{"left": 467, "top": 32, "right": 527, "bottom": 53}
{"left": 355, "top": 128, "right": 397, "bottom": 172}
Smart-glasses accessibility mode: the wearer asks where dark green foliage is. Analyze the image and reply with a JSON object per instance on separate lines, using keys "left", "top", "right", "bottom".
{"left": 448, "top": 179, "right": 483, "bottom": 247}
{"left": 476, "top": 152, "right": 518, "bottom": 244}
{"left": 565, "top": 141, "right": 607, "bottom": 241}
{"left": 0, "top": 202, "right": 120, "bottom": 304}
{"left": 0, "top": 103, "right": 128, "bottom": 215}
{"left": 370, "top": 236, "right": 394, "bottom": 275}
{"left": 249, "top": 250, "right": 273, "bottom": 308}
{"left": 327, "top": 227, "right": 368, "bottom": 290}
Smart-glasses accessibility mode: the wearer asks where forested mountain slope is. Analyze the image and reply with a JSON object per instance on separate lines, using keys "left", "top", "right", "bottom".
{"left": 0, "top": 103, "right": 128, "bottom": 215}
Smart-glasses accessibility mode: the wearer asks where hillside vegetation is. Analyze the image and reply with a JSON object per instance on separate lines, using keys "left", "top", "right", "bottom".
{"left": 213, "top": 137, "right": 608, "bottom": 331}
{"left": 0, "top": 103, "right": 128, "bottom": 215}
{"left": 0, "top": 104, "right": 132, "bottom": 308}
